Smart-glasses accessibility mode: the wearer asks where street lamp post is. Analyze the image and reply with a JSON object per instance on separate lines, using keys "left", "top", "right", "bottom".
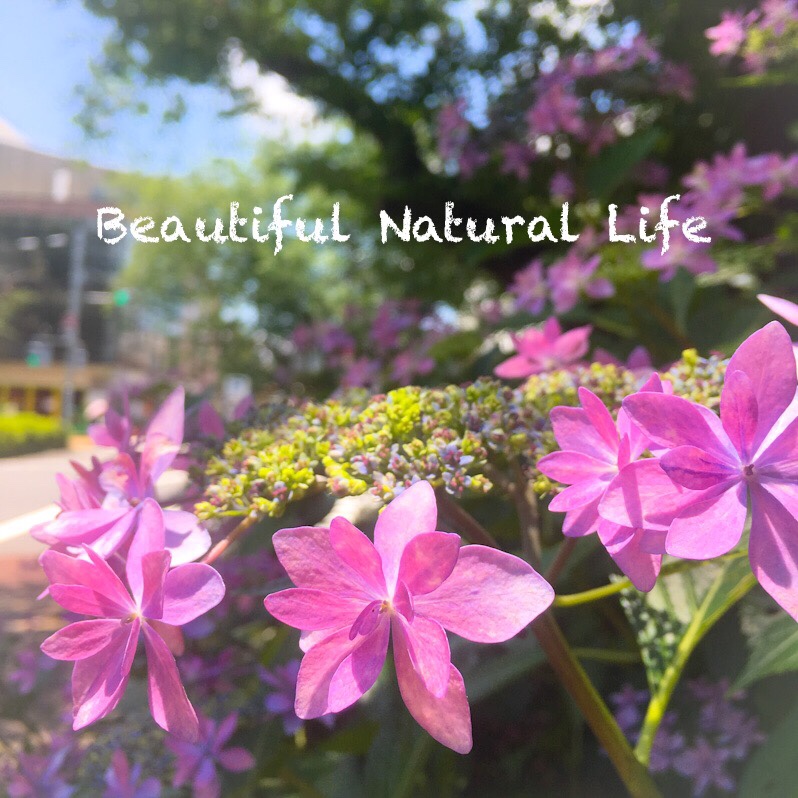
{"left": 62, "top": 221, "right": 88, "bottom": 426}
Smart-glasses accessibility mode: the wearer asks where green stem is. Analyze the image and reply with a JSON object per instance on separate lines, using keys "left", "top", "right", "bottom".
{"left": 634, "top": 569, "right": 757, "bottom": 764}
{"left": 554, "top": 550, "right": 748, "bottom": 608}
{"left": 532, "top": 613, "right": 663, "bottom": 798}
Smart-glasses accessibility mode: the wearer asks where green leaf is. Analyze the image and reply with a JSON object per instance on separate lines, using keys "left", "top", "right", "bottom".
{"left": 586, "top": 127, "right": 663, "bottom": 199}
{"left": 735, "top": 612, "right": 798, "bottom": 690}
{"left": 739, "top": 697, "right": 798, "bottom": 798}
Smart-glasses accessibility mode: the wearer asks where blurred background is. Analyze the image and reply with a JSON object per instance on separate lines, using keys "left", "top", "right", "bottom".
{"left": 1, "top": 1, "right": 797, "bottom": 794}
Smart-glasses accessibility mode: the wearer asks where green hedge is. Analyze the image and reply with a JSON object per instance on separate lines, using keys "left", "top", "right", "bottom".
{"left": 0, "top": 413, "right": 66, "bottom": 457}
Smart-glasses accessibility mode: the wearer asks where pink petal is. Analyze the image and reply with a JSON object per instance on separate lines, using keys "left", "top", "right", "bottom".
{"left": 164, "top": 509, "right": 212, "bottom": 565}
{"left": 161, "top": 563, "right": 226, "bottom": 625}
{"left": 597, "top": 520, "right": 662, "bottom": 592}
{"left": 549, "top": 406, "right": 616, "bottom": 462}
{"left": 393, "top": 614, "right": 451, "bottom": 698}
{"left": 264, "top": 588, "right": 368, "bottom": 631}
{"left": 541, "top": 316, "right": 562, "bottom": 342}
{"left": 41, "top": 548, "right": 132, "bottom": 615}
{"left": 552, "top": 325, "right": 592, "bottom": 362}
{"left": 666, "top": 481, "right": 747, "bottom": 559}
{"left": 141, "top": 386, "right": 185, "bottom": 486}
{"left": 549, "top": 477, "right": 610, "bottom": 512}
{"left": 142, "top": 623, "right": 199, "bottom": 741}
{"left": 397, "top": 532, "right": 460, "bottom": 596}
{"left": 214, "top": 712, "right": 239, "bottom": 747}
{"left": 197, "top": 401, "right": 225, "bottom": 440}
{"left": 72, "top": 619, "right": 139, "bottom": 730}
{"left": 272, "top": 526, "right": 373, "bottom": 599}
{"left": 126, "top": 500, "right": 167, "bottom": 603}
{"left": 414, "top": 546, "right": 553, "bottom": 642}
{"left": 295, "top": 622, "right": 389, "bottom": 718}
{"left": 726, "top": 321, "right": 796, "bottom": 453}
{"left": 192, "top": 758, "right": 219, "bottom": 798}
{"left": 137, "top": 550, "right": 171, "bottom": 619}
{"left": 149, "top": 620, "right": 185, "bottom": 656}
{"left": 758, "top": 294, "right": 798, "bottom": 327}
{"left": 599, "top": 459, "right": 708, "bottom": 531}
{"left": 49, "top": 585, "right": 129, "bottom": 618}
{"left": 329, "top": 516, "right": 386, "bottom": 596}
{"left": 87, "top": 510, "right": 138, "bottom": 560}
{"left": 622, "top": 393, "right": 733, "bottom": 460}
{"left": 749, "top": 483, "right": 798, "bottom": 620}
{"left": 374, "top": 481, "right": 438, "bottom": 594}
{"left": 720, "top": 369, "right": 758, "bottom": 461}
{"left": 494, "top": 354, "right": 536, "bottom": 379}
{"left": 31, "top": 507, "right": 130, "bottom": 547}
{"left": 577, "top": 388, "right": 618, "bottom": 452}
{"left": 561, "top": 497, "right": 602, "bottom": 537}
{"left": 41, "top": 619, "right": 121, "bottom": 661}
{"left": 755, "top": 415, "right": 798, "bottom": 479}
{"left": 394, "top": 640, "right": 472, "bottom": 754}
{"left": 660, "top": 445, "right": 738, "bottom": 490}
{"left": 537, "top": 451, "right": 616, "bottom": 485}
{"left": 217, "top": 747, "right": 255, "bottom": 773}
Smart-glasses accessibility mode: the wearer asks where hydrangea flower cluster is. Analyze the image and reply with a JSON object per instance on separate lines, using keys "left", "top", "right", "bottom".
{"left": 199, "top": 355, "right": 726, "bottom": 521}
{"left": 706, "top": 0, "right": 798, "bottom": 73}
{"left": 437, "top": 34, "right": 692, "bottom": 179}
{"left": 33, "top": 388, "right": 227, "bottom": 741}
{"left": 542, "top": 321, "right": 798, "bottom": 620}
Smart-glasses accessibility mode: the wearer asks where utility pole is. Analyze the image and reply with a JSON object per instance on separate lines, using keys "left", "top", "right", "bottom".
{"left": 62, "top": 221, "right": 88, "bottom": 426}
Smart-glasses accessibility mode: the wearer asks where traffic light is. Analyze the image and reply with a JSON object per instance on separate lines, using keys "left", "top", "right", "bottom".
{"left": 113, "top": 288, "right": 131, "bottom": 307}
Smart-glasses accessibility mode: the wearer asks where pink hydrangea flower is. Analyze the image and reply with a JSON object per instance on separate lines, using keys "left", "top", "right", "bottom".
{"left": 548, "top": 252, "right": 614, "bottom": 314}
{"left": 602, "top": 322, "right": 798, "bottom": 618}
{"left": 166, "top": 712, "right": 255, "bottom": 798}
{"left": 537, "top": 378, "right": 668, "bottom": 590}
{"left": 706, "top": 11, "right": 749, "bottom": 57}
{"left": 511, "top": 259, "right": 548, "bottom": 315}
{"left": 104, "top": 750, "right": 161, "bottom": 798}
{"left": 594, "top": 346, "right": 655, "bottom": 378}
{"left": 40, "top": 500, "right": 225, "bottom": 739}
{"left": 264, "top": 481, "right": 553, "bottom": 753}
{"left": 32, "top": 388, "right": 210, "bottom": 565}
{"left": 495, "top": 317, "right": 592, "bottom": 379}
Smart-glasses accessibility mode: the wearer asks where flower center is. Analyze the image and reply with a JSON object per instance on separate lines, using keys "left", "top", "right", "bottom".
{"left": 348, "top": 600, "right": 390, "bottom": 640}
{"left": 742, "top": 463, "right": 755, "bottom": 479}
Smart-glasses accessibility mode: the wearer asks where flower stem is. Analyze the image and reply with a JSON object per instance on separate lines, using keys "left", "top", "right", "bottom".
{"left": 554, "top": 549, "right": 748, "bottom": 607}
{"left": 634, "top": 567, "right": 756, "bottom": 764}
{"left": 435, "top": 490, "right": 499, "bottom": 548}
{"left": 572, "top": 647, "right": 641, "bottom": 664}
{"left": 201, "top": 512, "right": 262, "bottom": 565}
{"left": 532, "top": 613, "right": 663, "bottom": 798}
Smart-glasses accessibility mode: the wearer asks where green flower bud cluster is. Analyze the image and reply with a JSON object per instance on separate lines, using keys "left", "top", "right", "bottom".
{"left": 197, "top": 355, "right": 727, "bottom": 521}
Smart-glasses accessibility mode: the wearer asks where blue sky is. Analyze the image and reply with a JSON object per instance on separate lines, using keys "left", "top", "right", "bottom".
{"left": 0, "top": 0, "right": 253, "bottom": 174}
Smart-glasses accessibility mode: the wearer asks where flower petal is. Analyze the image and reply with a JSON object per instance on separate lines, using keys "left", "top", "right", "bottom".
{"left": 561, "top": 497, "right": 602, "bottom": 537}
{"left": 264, "top": 588, "right": 368, "bottom": 631}
{"left": 160, "top": 563, "right": 226, "bottom": 626}
{"left": 329, "top": 516, "right": 386, "bottom": 596}
{"left": 415, "top": 546, "right": 553, "bottom": 643}
{"left": 30, "top": 508, "right": 130, "bottom": 547}
{"left": 599, "top": 459, "right": 710, "bottom": 532}
{"left": 537, "top": 451, "right": 615, "bottom": 485}
{"left": 549, "top": 477, "right": 610, "bottom": 513}
{"left": 163, "top": 510, "right": 212, "bottom": 565}
{"left": 578, "top": 388, "right": 619, "bottom": 454}
{"left": 41, "top": 548, "right": 132, "bottom": 615}
{"left": 142, "top": 623, "right": 199, "bottom": 741}
{"left": 660, "top": 445, "right": 738, "bottom": 490}
{"left": 726, "top": 321, "right": 797, "bottom": 453}
{"left": 374, "top": 481, "right": 438, "bottom": 594}
{"left": 394, "top": 642, "right": 472, "bottom": 754}
{"left": 720, "top": 369, "right": 758, "bottom": 461}
{"left": 295, "top": 621, "right": 389, "bottom": 717}
{"left": 622, "top": 393, "right": 733, "bottom": 461}
{"left": 393, "top": 614, "right": 451, "bottom": 698}
{"left": 72, "top": 619, "right": 139, "bottom": 730}
{"left": 272, "top": 526, "right": 372, "bottom": 598}
{"left": 666, "top": 481, "right": 747, "bottom": 560}
{"left": 126, "top": 500, "right": 167, "bottom": 605}
{"left": 758, "top": 294, "right": 798, "bottom": 327}
{"left": 49, "top": 584, "right": 129, "bottom": 618}
{"left": 217, "top": 748, "right": 255, "bottom": 773}
{"left": 397, "top": 532, "right": 460, "bottom": 596}
{"left": 494, "top": 354, "right": 536, "bottom": 379}
{"left": 597, "top": 520, "right": 662, "bottom": 592}
{"left": 749, "top": 483, "right": 798, "bottom": 620}
{"left": 550, "top": 407, "right": 615, "bottom": 462}
{"left": 141, "top": 386, "right": 185, "bottom": 486}
{"left": 41, "top": 619, "right": 122, "bottom": 661}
